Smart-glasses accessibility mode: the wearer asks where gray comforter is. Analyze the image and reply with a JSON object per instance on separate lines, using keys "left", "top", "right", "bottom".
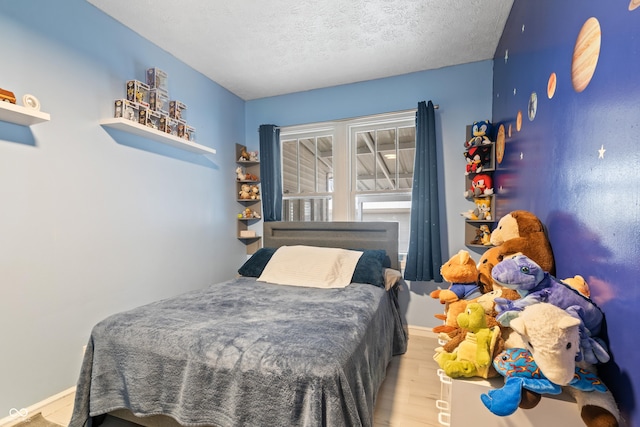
{"left": 69, "top": 277, "right": 407, "bottom": 427}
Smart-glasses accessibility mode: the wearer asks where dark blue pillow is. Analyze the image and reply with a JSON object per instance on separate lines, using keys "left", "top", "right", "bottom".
{"left": 351, "top": 249, "right": 386, "bottom": 288}
{"left": 237, "top": 247, "right": 277, "bottom": 277}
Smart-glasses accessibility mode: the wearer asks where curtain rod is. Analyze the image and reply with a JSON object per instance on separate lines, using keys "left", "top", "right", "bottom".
{"left": 257, "top": 103, "right": 439, "bottom": 132}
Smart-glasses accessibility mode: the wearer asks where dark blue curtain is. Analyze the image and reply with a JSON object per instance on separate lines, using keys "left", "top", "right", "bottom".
{"left": 404, "top": 101, "right": 443, "bottom": 282}
{"left": 259, "top": 124, "right": 282, "bottom": 222}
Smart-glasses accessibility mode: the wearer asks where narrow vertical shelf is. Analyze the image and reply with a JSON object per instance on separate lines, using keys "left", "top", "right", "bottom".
{"left": 463, "top": 123, "right": 496, "bottom": 252}
{"left": 236, "top": 143, "right": 262, "bottom": 254}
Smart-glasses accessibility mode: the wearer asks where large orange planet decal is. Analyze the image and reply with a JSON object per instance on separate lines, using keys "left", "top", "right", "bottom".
{"left": 572, "top": 17, "right": 601, "bottom": 93}
{"left": 630, "top": 0, "right": 640, "bottom": 10}
{"left": 547, "top": 73, "right": 557, "bottom": 99}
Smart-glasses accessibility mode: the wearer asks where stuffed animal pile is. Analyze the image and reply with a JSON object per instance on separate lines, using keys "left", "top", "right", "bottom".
{"left": 432, "top": 210, "right": 621, "bottom": 427}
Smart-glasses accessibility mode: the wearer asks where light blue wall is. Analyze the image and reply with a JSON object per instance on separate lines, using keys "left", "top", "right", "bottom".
{"left": 245, "top": 61, "right": 495, "bottom": 328}
{"left": 0, "top": 0, "right": 245, "bottom": 415}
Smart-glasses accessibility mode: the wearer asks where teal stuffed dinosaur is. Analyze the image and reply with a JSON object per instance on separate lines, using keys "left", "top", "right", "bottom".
{"left": 481, "top": 348, "right": 608, "bottom": 417}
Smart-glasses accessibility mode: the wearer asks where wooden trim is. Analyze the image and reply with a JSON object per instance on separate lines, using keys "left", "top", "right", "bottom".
{"left": 407, "top": 325, "right": 439, "bottom": 338}
{"left": 0, "top": 386, "right": 75, "bottom": 427}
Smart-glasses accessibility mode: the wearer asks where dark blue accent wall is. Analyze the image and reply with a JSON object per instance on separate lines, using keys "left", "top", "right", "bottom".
{"left": 493, "top": 1, "right": 640, "bottom": 425}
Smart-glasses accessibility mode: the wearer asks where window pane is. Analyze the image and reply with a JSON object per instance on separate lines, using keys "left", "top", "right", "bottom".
{"left": 376, "top": 128, "right": 396, "bottom": 191}
{"left": 282, "top": 139, "right": 298, "bottom": 194}
{"left": 283, "top": 197, "right": 332, "bottom": 221}
{"left": 298, "top": 138, "right": 315, "bottom": 193}
{"left": 355, "top": 131, "right": 374, "bottom": 191}
{"left": 355, "top": 126, "right": 413, "bottom": 192}
{"left": 317, "top": 136, "right": 333, "bottom": 193}
{"left": 398, "top": 126, "right": 415, "bottom": 190}
{"left": 356, "top": 194, "right": 411, "bottom": 259}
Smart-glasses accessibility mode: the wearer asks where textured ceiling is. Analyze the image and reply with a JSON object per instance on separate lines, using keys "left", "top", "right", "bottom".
{"left": 86, "top": 0, "right": 513, "bottom": 100}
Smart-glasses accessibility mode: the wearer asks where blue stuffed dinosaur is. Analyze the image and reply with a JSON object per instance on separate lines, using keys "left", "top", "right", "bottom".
{"left": 481, "top": 348, "right": 608, "bottom": 417}
{"left": 491, "top": 254, "right": 609, "bottom": 364}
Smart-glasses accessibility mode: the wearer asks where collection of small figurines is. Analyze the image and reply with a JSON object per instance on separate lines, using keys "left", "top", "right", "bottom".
{"left": 113, "top": 67, "right": 195, "bottom": 141}
{"left": 238, "top": 145, "right": 259, "bottom": 162}
{"left": 461, "top": 120, "right": 496, "bottom": 245}
{"left": 238, "top": 183, "right": 260, "bottom": 200}
{"left": 235, "top": 166, "right": 259, "bottom": 181}
{"left": 236, "top": 145, "right": 260, "bottom": 223}
{"left": 238, "top": 208, "right": 261, "bottom": 219}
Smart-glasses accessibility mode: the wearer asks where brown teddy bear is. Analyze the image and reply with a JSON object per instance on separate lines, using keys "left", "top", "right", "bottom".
{"left": 238, "top": 183, "right": 252, "bottom": 199}
{"left": 489, "top": 210, "right": 555, "bottom": 275}
{"left": 430, "top": 250, "right": 481, "bottom": 304}
{"left": 476, "top": 246, "right": 505, "bottom": 294}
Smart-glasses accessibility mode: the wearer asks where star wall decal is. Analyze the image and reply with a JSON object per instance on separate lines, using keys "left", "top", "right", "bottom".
{"left": 598, "top": 145, "right": 606, "bottom": 158}
{"left": 505, "top": 49, "right": 509, "bottom": 63}
{"left": 520, "top": 152, "right": 524, "bottom": 160}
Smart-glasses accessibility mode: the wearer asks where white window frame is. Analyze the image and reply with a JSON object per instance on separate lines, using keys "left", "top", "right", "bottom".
{"left": 279, "top": 110, "right": 416, "bottom": 221}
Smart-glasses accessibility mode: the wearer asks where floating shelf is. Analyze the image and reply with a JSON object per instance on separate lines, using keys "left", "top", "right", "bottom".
{"left": 100, "top": 117, "right": 216, "bottom": 158}
{"left": 0, "top": 101, "right": 50, "bottom": 126}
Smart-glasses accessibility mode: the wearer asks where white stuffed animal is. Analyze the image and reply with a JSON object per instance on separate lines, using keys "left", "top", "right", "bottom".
{"left": 235, "top": 166, "right": 246, "bottom": 181}
{"left": 508, "top": 303, "right": 621, "bottom": 427}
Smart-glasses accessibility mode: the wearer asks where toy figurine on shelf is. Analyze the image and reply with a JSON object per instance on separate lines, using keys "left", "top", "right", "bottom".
{"left": 239, "top": 146, "right": 251, "bottom": 161}
{"left": 464, "top": 145, "right": 492, "bottom": 175}
{"left": 464, "top": 120, "right": 494, "bottom": 149}
{"left": 236, "top": 167, "right": 246, "bottom": 181}
{"left": 479, "top": 224, "right": 492, "bottom": 245}
{"left": 0, "top": 88, "right": 17, "bottom": 104}
{"left": 470, "top": 228, "right": 484, "bottom": 245}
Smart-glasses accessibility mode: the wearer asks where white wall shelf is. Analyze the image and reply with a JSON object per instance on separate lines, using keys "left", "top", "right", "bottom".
{"left": 100, "top": 118, "right": 216, "bottom": 159}
{"left": 0, "top": 101, "right": 51, "bottom": 126}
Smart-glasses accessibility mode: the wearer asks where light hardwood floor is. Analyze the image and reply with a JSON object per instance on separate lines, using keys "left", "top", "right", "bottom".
{"left": 43, "top": 333, "right": 442, "bottom": 427}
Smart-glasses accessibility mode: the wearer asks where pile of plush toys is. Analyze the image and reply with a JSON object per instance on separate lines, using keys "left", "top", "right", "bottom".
{"left": 431, "top": 210, "right": 621, "bottom": 427}
{"left": 238, "top": 183, "right": 260, "bottom": 200}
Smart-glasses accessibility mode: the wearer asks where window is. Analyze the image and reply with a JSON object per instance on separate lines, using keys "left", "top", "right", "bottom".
{"left": 281, "top": 132, "right": 334, "bottom": 221}
{"left": 280, "top": 111, "right": 416, "bottom": 257}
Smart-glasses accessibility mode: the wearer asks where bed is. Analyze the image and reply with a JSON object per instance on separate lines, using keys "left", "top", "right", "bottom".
{"left": 69, "top": 221, "right": 407, "bottom": 427}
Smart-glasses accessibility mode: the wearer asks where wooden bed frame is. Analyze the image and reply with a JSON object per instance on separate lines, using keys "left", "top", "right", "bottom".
{"left": 263, "top": 221, "right": 400, "bottom": 270}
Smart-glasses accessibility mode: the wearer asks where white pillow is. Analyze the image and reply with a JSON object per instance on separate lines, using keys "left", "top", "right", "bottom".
{"left": 257, "top": 245, "right": 363, "bottom": 289}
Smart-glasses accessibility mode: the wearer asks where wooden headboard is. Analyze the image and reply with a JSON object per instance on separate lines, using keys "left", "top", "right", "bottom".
{"left": 263, "top": 221, "right": 400, "bottom": 270}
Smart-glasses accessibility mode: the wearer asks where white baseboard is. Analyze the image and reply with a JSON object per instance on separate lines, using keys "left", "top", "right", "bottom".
{"left": 407, "top": 325, "right": 438, "bottom": 338}
{"left": 0, "top": 386, "right": 76, "bottom": 427}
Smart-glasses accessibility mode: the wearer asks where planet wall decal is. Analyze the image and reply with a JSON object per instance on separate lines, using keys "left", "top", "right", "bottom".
{"left": 516, "top": 110, "right": 523, "bottom": 131}
{"left": 547, "top": 73, "right": 557, "bottom": 99}
{"left": 496, "top": 124, "right": 506, "bottom": 164}
{"left": 630, "top": 0, "right": 640, "bottom": 10}
{"left": 528, "top": 92, "right": 538, "bottom": 121}
{"left": 572, "top": 17, "right": 601, "bottom": 93}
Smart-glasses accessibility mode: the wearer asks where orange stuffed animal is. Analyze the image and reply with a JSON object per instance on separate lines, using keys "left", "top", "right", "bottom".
{"left": 430, "top": 250, "right": 481, "bottom": 304}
